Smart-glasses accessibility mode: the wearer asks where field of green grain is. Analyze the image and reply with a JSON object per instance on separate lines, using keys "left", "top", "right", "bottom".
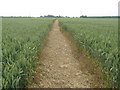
{"left": 1, "top": 17, "right": 119, "bottom": 88}
{"left": 2, "top": 18, "right": 53, "bottom": 88}
{"left": 0, "top": 18, "right": 2, "bottom": 89}
{"left": 59, "top": 18, "right": 119, "bottom": 88}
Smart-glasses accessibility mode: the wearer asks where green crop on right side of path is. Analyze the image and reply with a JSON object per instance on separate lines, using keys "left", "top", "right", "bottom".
{"left": 59, "top": 18, "right": 119, "bottom": 88}
{"left": 2, "top": 17, "right": 53, "bottom": 88}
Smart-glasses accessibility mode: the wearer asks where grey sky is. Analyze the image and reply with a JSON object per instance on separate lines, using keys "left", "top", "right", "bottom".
{"left": 0, "top": 0, "right": 119, "bottom": 17}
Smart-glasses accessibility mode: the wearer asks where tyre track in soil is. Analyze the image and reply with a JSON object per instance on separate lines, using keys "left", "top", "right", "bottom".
{"left": 28, "top": 20, "right": 99, "bottom": 88}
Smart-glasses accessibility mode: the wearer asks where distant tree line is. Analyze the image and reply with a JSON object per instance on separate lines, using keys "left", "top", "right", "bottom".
{"left": 0, "top": 15, "right": 70, "bottom": 18}
{"left": 0, "top": 16, "right": 32, "bottom": 18}
{"left": 80, "top": 15, "right": 120, "bottom": 18}
{"left": 1, "top": 15, "right": 120, "bottom": 18}
{"left": 41, "top": 15, "right": 70, "bottom": 18}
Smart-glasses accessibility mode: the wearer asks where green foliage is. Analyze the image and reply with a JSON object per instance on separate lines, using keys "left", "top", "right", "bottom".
{"left": 0, "top": 18, "right": 2, "bottom": 89}
{"left": 59, "top": 18, "right": 119, "bottom": 88}
{"left": 2, "top": 18, "right": 53, "bottom": 88}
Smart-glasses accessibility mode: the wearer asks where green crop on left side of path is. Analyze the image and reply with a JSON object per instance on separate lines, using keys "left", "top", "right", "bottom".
{"left": 2, "top": 17, "right": 53, "bottom": 88}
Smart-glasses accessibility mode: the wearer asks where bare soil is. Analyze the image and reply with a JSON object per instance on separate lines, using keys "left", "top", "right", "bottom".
{"left": 28, "top": 20, "right": 100, "bottom": 88}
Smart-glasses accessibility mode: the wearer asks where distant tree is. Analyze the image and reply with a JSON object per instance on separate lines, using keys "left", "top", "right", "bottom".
{"left": 40, "top": 16, "right": 43, "bottom": 17}
{"left": 80, "top": 15, "right": 87, "bottom": 18}
{"left": 44, "top": 15, "right": 55, "bottom": 18}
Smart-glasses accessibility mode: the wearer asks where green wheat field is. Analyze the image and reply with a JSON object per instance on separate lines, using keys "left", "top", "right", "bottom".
{"left": 1, "top": 17, "right": 119, "bottom": 88}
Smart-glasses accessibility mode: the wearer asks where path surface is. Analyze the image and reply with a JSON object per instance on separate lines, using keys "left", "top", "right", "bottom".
{"left": 29, "top": 20, "right": 97, "bottom": 88}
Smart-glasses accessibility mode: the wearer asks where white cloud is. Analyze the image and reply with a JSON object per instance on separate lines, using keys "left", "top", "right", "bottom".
{"left": 0, "top": 0, "right": 119, "bottom": 17}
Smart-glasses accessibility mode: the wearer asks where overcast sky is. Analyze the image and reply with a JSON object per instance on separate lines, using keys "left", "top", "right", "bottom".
{"left": 0, "top": 0, "right": 119, "bottom": 17}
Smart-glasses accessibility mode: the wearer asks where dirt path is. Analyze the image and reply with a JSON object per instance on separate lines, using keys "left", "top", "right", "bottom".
{"left": 28, "top": 20, "right": 98, "bottom": 88}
